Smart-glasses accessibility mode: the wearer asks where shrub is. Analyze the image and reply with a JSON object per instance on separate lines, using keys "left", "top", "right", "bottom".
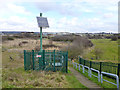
{"left": 111, "top": 36, "right": 118, "bottom": 41}
{"left": 13, "top": 35, "right": 23, "bottom": 38}
{"left": 61, "top": 36, "right": 93, "bottom": 59}
{"left": 93, "top": 47, "right": 103, "bottom": 60}
{"left": 51, "top": 35, "right": 75, "bottom": 42}
{"left": 7, "top": 37, "right": 14, "bottom": 40}
{"left": 2, "top": 36, "right": 14, "bottom": 41}
{"left": 22, "top": 41, "right": 28, "bottom": 44}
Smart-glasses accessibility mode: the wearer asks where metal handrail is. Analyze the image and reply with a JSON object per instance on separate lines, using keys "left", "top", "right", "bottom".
{"left": 101, "top": 71, "right": 119, "bottom": 89}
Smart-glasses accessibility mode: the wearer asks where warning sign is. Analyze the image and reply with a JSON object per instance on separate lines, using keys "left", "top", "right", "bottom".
{"left": 36, "top": 55, "right": 42, "bottom": 57}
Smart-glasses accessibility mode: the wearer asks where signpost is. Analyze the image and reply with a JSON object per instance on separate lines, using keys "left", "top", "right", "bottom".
{"left": 36, "top": 13, "right": 49, "bottom": 52}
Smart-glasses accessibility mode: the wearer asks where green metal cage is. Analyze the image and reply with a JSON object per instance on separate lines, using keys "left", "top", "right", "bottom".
{"left": 24, "top": 50, "right": 68, "bottom": 73}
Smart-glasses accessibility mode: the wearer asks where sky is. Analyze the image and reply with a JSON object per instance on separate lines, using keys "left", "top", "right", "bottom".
{"left": 0, "top": 0, "right": 119, "bottom": 33}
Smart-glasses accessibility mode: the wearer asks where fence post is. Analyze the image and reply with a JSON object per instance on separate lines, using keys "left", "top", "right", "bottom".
{"left": 90, "top": 61, "right": 92, "bottom": 77}
{"left": 32, "top": 50, "right": 34, "bottom": 70}
{"left": 53, "top": 50, "right": 55, "bottom": 72}
{"left": 66, "top": 51, "right": 68, "bottom": 73}
{"left": 100, "top": 62, "right": 102, "bottom": 74}
{"left": 117, "top": 63, "right": 120, "bottom": 80}
{"left": 84, "top": 59, "right": 85, "bottom": 66}
{"left": 38, "top": 51, "right": 41, "bottom": 70}
{"left": 24, "top": 50, "right": 26, "bottom": 70}
{"left": 43, "top": 50, "right": 45, "bottom": 70}
{"left": 80, "top": 57, "right": 81, "bottom": 64}
{"left": 83, "top": 59, "right": 85, "bottom": 73}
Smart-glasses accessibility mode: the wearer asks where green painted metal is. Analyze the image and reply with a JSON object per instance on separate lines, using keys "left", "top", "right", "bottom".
{"left": 43, "top": 50, "right": 45, "bottom": 70}
{"left": 117, "top": 64, "right": 120, "bottom": 80}
{"left": 24, "top": 49, "right": 68, "bottom": 72}
{"left": 79, "top": 56, "right": 119, "bottom": 75}
{"left": 32, "top": 50, "right": 35, "bottom": 70}
{"left": 40, "top": 27, "right": 42, "bottom": 51}
{"left": 40, "top": 13, "right": 42, "bottom": 51}
{"left": 53, "top": 50, "right": 55, "bottom": 72}
{"left": 66, "top": 51, "right": 68, "bottom": 73}
{"left": 24, "top": 50, "right": 26, "bottom": 70}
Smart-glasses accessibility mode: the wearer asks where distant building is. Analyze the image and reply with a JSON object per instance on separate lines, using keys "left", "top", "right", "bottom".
{"left": 56, "top": 32, "right": 70, "bottom": 35}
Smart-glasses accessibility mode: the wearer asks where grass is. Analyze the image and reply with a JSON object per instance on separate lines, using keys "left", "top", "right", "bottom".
{"left": 2, "top": 67, "right": 69, "bottom": 88}
{"left": 69, "top": 63, "right": 120, "bottom": 89}
{"left": 83, "top": 39, "right": 118, "bottom": 63}
{"left": 65, "top": 70, "right": 87, "bottom": 88}
{"left": 2, "top": 67, "right": 86, "bottom": 88}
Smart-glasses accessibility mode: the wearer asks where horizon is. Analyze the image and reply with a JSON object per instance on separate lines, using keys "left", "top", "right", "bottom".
{"left": 0, "top": 31, "right": 119, "bottom": 34}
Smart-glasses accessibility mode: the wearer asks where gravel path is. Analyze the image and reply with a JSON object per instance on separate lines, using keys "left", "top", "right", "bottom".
{"left": 69, "top": 67, "right": 101, "bottom": 88}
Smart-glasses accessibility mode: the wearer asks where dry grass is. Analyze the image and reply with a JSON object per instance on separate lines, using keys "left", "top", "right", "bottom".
{"left": 2, "top": 38, "right": 68, "bottom": 51}
{"left": 2, "top": 68, "right": 69, "bottom": 88}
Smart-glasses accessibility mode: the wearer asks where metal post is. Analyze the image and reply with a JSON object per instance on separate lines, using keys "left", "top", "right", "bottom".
{"left": 90, "top": 61, "right": 92, "bottom": 68}
{"left": 101, "top": 73, "right": 103, "bottom": 83}
{"left": 53, "top": 50, "right": 55, "bottom": 72}
{"left": 83, "top": 65, "right": 84, "bottom": 73}
{"left": 24, "top": 50, "right": 26, "bottom": 70}
{"left": 32, "top": 50, "right": 34, "bottom": 70}
{"left": 79, "top": 57, "right": 80, "bottom": 64}
{"left": 90, "top": 61, "right": 92, "bottom": 77}
{"left": 43, "top": 50, "right": 45, "bottom": 70}
{"left": 80, "top": 57, "right": 81, "bottom": 64}
{"left": 117, "top": 64, "right": 120, "bottom": 80}
{"left": 66, "top": 51, "right": 68, "bottom": 73}
{"left": 76, "top": 63, "right": 77, "bottom": 69}
{"left": 84, "top": 59, "right": 85, "bottom": 66}
{"left": 40, "top": 13, "right": 42, "bottom": 52}
{"left": 79, "top": 64, "right": 80, "bottom": 71}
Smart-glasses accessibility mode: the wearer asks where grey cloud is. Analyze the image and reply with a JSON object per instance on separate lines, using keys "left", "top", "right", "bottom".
{"left": 33, "top": 2, "right": 81, "bottom": 16}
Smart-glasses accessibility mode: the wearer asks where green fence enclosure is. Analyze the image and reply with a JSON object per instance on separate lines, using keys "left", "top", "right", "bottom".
{"left": 24, "top": 50, "right": 68, "bottom": 73}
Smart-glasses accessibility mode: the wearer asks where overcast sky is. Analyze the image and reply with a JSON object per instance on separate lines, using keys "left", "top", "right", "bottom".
{"left": 0, "top": 0, "right": 119, "bottom": 33}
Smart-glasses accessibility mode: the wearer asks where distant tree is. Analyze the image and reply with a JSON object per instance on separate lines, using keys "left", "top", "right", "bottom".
{"left": 111, "top": 36, "right": 118, "bottom": 41}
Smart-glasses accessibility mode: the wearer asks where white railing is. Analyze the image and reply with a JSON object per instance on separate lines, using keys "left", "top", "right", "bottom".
{"left": 78, "top": 64, "right": 83, "bottom": 71}
{"left": 101, "top": 71, "right": 119, "bottom": 89}
{"left": 90, "top": 68, "right": 100, "bottom": 82}
{"left": 83, "top": 66, "right": 90, "bottom": 76}
{"left": 70, "top": 61, "right": 119, "bottom": 90}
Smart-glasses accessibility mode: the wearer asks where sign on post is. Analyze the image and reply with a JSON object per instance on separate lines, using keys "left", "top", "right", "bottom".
{"left": 36, "top": 13, "right": 49, "bottom": 51}
{"left": 36, "top": 55, "right": 42, "bottom": 58}
{"left": 36, "top": 17, "right": 49, "bottom": 28}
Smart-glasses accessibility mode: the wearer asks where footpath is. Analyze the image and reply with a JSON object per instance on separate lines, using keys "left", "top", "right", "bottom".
{"left": 69, "top": 67, "right": 101, "bottom": 88}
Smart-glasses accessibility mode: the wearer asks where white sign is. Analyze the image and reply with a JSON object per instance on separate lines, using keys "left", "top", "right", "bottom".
{"left": 36, "top": 55, "right": 42, "bottom": 57}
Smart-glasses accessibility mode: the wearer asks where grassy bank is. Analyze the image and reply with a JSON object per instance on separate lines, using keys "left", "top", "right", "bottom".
{"left": 83, "top": 39, "right": 118, "bottom": 62}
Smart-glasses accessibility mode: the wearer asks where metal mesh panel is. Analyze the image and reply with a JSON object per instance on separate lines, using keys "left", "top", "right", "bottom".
{"left": 24, "top": 50, "right": 68, "bottom": 72}
{"left": 91, "top": 61, "right": 100, "bottom": 70}
{"left": 79, "top": 56, "right": 119, "bottom": 75}
{"left": 102, "top": 62, "right": 118, "bottom": 74}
